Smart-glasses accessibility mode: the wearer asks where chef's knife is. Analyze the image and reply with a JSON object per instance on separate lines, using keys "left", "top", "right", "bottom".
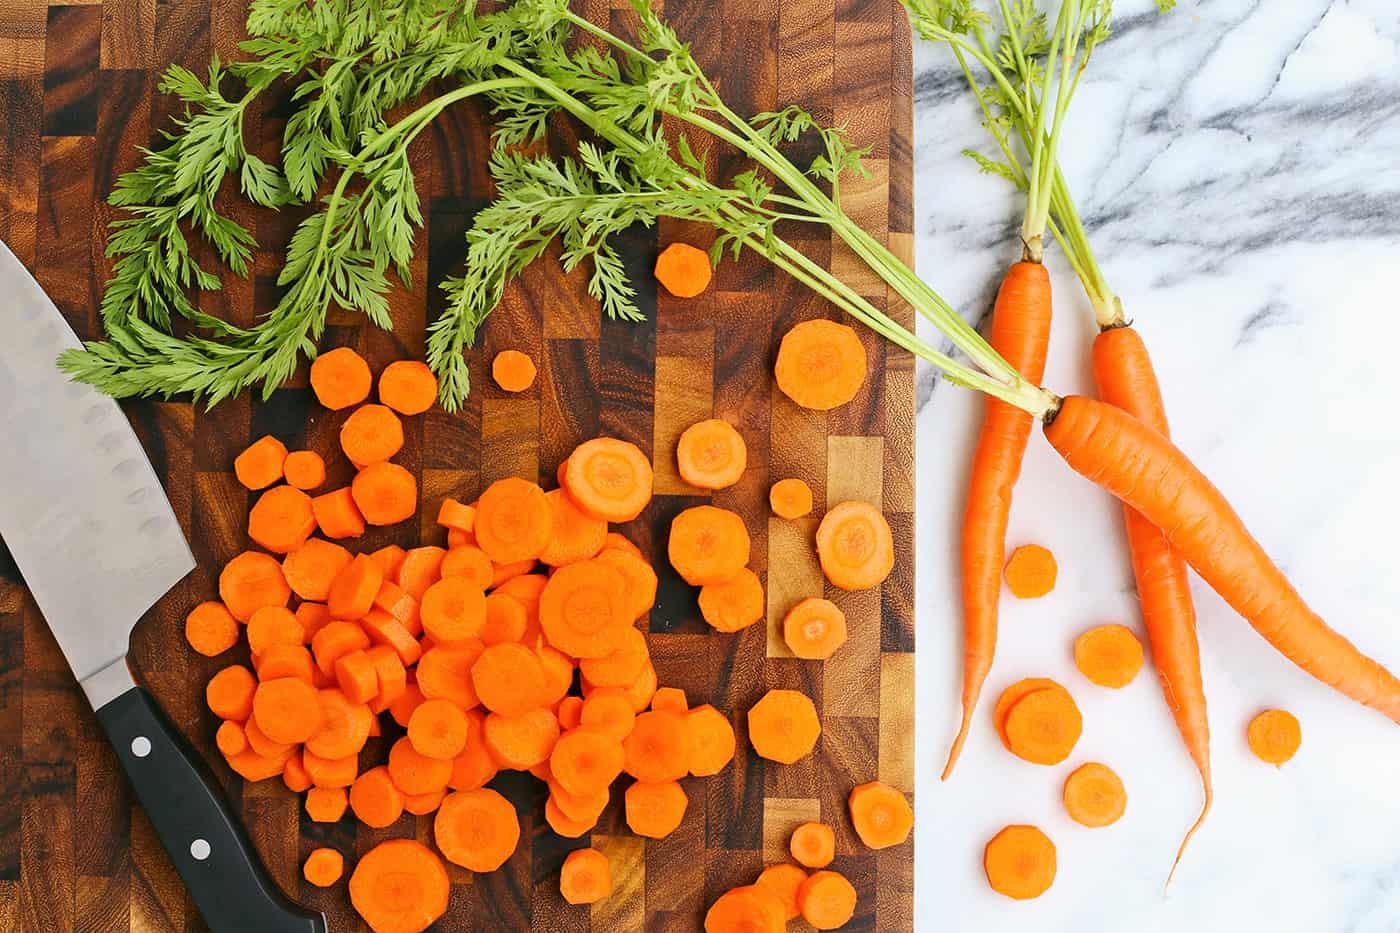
{"left": 0, "top": 240, "right": 326, "bottom": 933}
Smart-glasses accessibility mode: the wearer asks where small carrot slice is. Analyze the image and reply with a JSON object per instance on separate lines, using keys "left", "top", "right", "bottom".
{"left": 815, "top": 501, "right": 893, "bottom": 591}
{"left": 206, "top": 665, "right": 257, "bottom": 721}
{"left": 436, "top": 498, "right": 477, "bottom": 534}
{"left": 668, "top": 505, "right": 750, "bottom": 586}
{"left": 340, "top": 403, "right": 404, "bottom": 466}
{"left": 283, "top": 450, "right": 326, "bottom": 491}
{"left": 492, "top": 350, "right": 537, "bottom": 393}
{"left": 471, "top": 642, "right": 547, "bottom": 716}
{"left": 434, "top": 788, "right": 520, "bottom": 872}
{"left": 243, "top": 715, "right": 294, "bottom": 760}
{"left": 756, "top": 864, "right": 807, "bottom": 921}
{"left": 747, "top": 690, "right": 820, "bottom": 765}
{"left": 310, "top": 347, "right": 371, "bottom": 411}
{"left": 303, "top": 848, "right": 344, "bottom": 888}
{"left": 550, "top": 727, "right": 626, "bottom": 795}
{"left": 544, "top": 795, "right": 595, "bottom": 838}
{"left": 769, "top": 478, "right": 814, "bottom": 519}
{"left": 480, "top": 593, "right": 528, "bottom": 645}
{"left": 623, "top": 710, "right": 690, "bottom": 783}
{"left": 849, "top": 781, "right": 913, "bottom": 850}
{"left": 594, "top": 549, "right": 658, "bottom": 621}
{"left": 305, "top": 785, "right": 349, "bottom": 822}
{"left": 185, "top": 601, "right": 238, "bottom": 657}
{"left": 654, "top": 241, "right": 712, "bottom": 298}
{"left": 1074, "top": 623, "right": 1144, "bottom": 688}
{"left": 327, "top": 554, "right": 384, "bottom": 621}
{"left": 795, "top": 870, "right": 857, "bottom": 930}
{"left": 419, "top": 577, "right": 487, "bottom": 645}
{"left": 304, "top": 688, "right": 374, "bottom": 760}
{"left": 484, "top": 709, "right": 560, "bottom": 769}
{"left": 676, "top": 419, "right": 747, "bottom": 490}
{"left": 1063, "top": 762, "right": 1127, "bottom": 827}
{"left": 984, "top": 825, "right": 1056, "bottom": 900}
{"left": 351, "top": 765, "right": 406, "bottom": 829}
{"left": 215, "top": 720, "right": 247, "bottom": 757}
{"left": 352, "top": 462, "right": 418, "bottom": 526}
{"left": 685, "top": 704, "right": 736, "bottom": 777}
{"left": 557, "top": 696, "right": 584, "bottom": 731}
{"left": 219, "top": 551, "right": 291, "bottom": 623}
{"left": 578, "top": 690, "right": 636, "bottom": 742}
{"left": 704, "top": 886, "right": 785, "bottom": 933}
{"left": 253, "top": 676, "right": 322, "bottom": 744}
{"left": 1004, "top": 687, "right": 1082, "bottom": 765}
{"left": 397, "top": 545, "right": 446, "bottom": 599}
{"left": 334, "top": 649, "right": 379, "bottom": 705}
{"left": 310, "top": 487, "right": 365, "bottom": 539}
{"left": 408, "top": 698, "right": 471, "bottom": 761}
{"left": 378, "top": 359, "right": 438, "bottom": 415}
{"left": 790, "top": 822, "right": 835, "bottom": 869}
{"left": 539, "top": 559, "right": 631, "bottom": 659}
{"left": 417, "top": 642, "right": 484, "bottom": 710}
{"left": 311, "top": 620, "right": 371, "bottom": 678}
{"left": 626, "top": 779, "right": 688, "bottom": 839}
{"left": 539, "top": 488, "right": 608, "bottom": 567}
{"left": 248, "top": 485, "right": 318, "bottom": 554}
{"left": 781, "top": 597, "right": 847, "bottom": 659}
{"left": 698, "top": 568, "right": 765, "bottom": 633}
{"left": 1004, "top": 543, "right": 1057, "bottom": 598}
{"left": 1248, "top": 709, "right": 1301, "bottom": 766}
{"left": 282, "top": 753, "right": 312, "bottom": 793}
{"left": 619, "top": 661, "right": 658, "bottom": 714}
{"left": 234, "top": 435, "right": 288, "bottom": 490}
{"left": 348, "top": 839, "right": 449, "bottom": 933}
{"left": 578, "top": 626, "right": 649, "bottom": 688}
{"left": 563, "top": 438, "right": 654, "bottom": 522}
{"left": 560, "top": 848, "right": 613, "bottom": 905}
{"left": 774, "top": 319, "right": 867, "bottom": 411}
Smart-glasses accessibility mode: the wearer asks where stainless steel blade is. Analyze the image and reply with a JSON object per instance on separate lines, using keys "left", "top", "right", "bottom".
{"left": 0, "top": 238, "right": 194, "bottom": 703}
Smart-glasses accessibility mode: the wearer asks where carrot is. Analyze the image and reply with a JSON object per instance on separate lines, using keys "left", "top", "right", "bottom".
{"left": 387, "top": 735, "right": 453, "bottom": 795}
{"left": 365, "top": 645, "right": 408, "bottom": 709}
{"left": 303, "top": 749, "right": 358, "bottom": 789}
{"left": 984, "top": 825, "right": 1056, "bottom": 900}
{"left": 243, "top": 715, "right": 294, "bottom": 760}
{"left": 491, "top": 349, "right": 537, "bottom": 392}
{"left": 253, "top": 676, "right": 322, "bottom": 744}
{"left": 769, "top": 478, "right": 813, "bottom": 519}
{"left": 625, "top": 779, "right": 688, "bottom": 838}
{"left": 668, "top": 505, "right": 750, "bottom": 586}
{"left": 311, "top": 487, "right": 366, "bottom": 539}
{"left": 372, "top": 581, "right": 420, "bottom": 634}
{"left": 1074, "top": 624, "right": 1144, "bottom": 688}
{"left": 295, "top": 602, "right": 332, "bottom": 644}
{"left": 471, "top": 642, "right": 547, "bottom": 716}
{"left": 543, "top": 795, "right": 594, "bottom": 838}
{"left": 469, "top": 477, "right": 551, "bottom": 564}
{"left": 233, "top": 435, "right": 288, "bottom": 491}
{"left": 327, "top": 554, "right": 384, "bottom": 620}
{"left": 282, "top": 753, "right": 313, "bottom": 793}
{"left": 185, "top": 601, "right": 238, "bottom": 657}
{"left": 389, "top": 682, "right": 426, "bottom": 729}
{"left": 618, "top": 661, "right": 658, "bottom": 713}
{"left": 282, "top": 538, "right": 354, "bottom": 602}
{"left": 579, "top": 689, "right": 636, "bottom": 741}
{"left": 704, "top": 886, "right": 786, "bottom": 933}
{"left": 283, "top": 450, "right": 326, "bottom": 491}
{"left": 684, "top": 705, "right": 736, "bottom": 777}
{"left": 312, "top": 620, "right": 372, "bottom": 678}
{"left": 539, "top": 559, "right": 631, "bottom": 659}
{"left": 304, "top": 688, "right": 374, "bottom": 759}
{"left": 849, "top": 782, "right": 913, "bottom": 851}
{"left": 756, "top": 864, "right": 806, "bottom": 921}
{"left": 774, "top": 319, "right": 868, "bottom": 411}
{"left": 676, "top": 418, "right": 747, "bottom": 490}
{"left": 654, "top": 241, "right": 712, "bottom": 298}
{"left": 538, "top": 489, "right": 608, "bottom": 567}
{"left": 206, "top": 664, "right": 258, "bottom": 721}
{"left": 362, "top": 611, "right": 423, "bottom": 668}
{"left": 334, "top": 649, "right": 380, "bottom": 705}
{"left": 551, "top": 727, "right": 626, "bottom": 794}
{"left": 417, "top": 642, "right": 484, "bottom": 710}
{"left": 352, "top": 462, "right": 418, "bottom": 526}
{"left": 578, "top": 626, "right": 649, "bottom": 688}
{"left": 370, "top": 544, "right": 407, "bottom": 579}
{"left": 225, "top": 748, "right": 294, "bottom": 783}
{"left": 789, "top": 822, "right": 835, "bottom": 869}
{"left": 1004, "top": 543, "right": 1057, "bottom": 599}
{"left": 747, "top": 690, "right": 820, "bottom": 765}
{"left": 1003, "top": 686, "right": 1082, "bottom": 766}
{"left": 536, "top": 644, "right": 575, "bottom": 707}
{"left": 479, "top": 593, "right": 527, "bottom": 645}
{"left": 305, "top": 786, "right": 349, "bottom": 823}
{"left": 435, "top": 498, "right": 476, "bottom": 535}
{"left": 340, "top": 403, "right": 404, "bottom": 466}
{"left": 557, "top": 696, "right": 584, "bottom": 731}
{"left": 594, "top": 548, "right": 658, "bottom": 621}
{"left": 349, "top": 838, "right": 450, "bottom": 933}
{"left": 651, "top": 686, "right": 687, "bottom": 715}
{"left": 560, "top": 848, "right": 612, "bottom": 905}
{"left": 795, "top": 870, "right": 856, "bottom": 930}
{"left": 248, "top": 485, "right": 318, "bottom": 554}
{"left": 449, "top": 741, "right": 499, "bottom": 792}
{"left": 1048, "top": 394, "right": 1400, "bottom": 725}
{"left": 302, "top": 848, "right": 344, "bottom": 888}
{"left": 348, "top": 764, "right": 406, "bottom": 829}
{"left": 247, "top": 606, "right": 303, "bottom": 658}
{"left": 434, "top": 788, "right": 520, "bottom": 872}
{"left": 815, "top": 501, "right": 893, "bottom": 592}
{"left": 402, "top": 787, "right": 447, "bottom": 816}
{"left": 218, "top": 551, "right": 291, "bottom": 623}
{"left": 1248, "top": 709, "right": 1301, "bottom": 766}
{"left": 698, "top": 567, "right": 765, "bottom": 634}
{"left": 562, "top": 438, "right": 654, "bottom": 522}
{"left": 484, "top": 709, "right": 560, "bottom": 769}
{"left": 548, "top": 779, "right": 611, "bottom": 825}
{"left": 378, "top": 359, "right": 438, "bottom": 416}
{"left": 406, "top": 698, "right": 470, "bottom": 761}
{"left": 1063, "top": 762, "right": 1127, "bottom": 828}
{"left": 622, "top": 710, "right": 690, "bottom": 783}
{"left": 988, "top": 677, "right": 1058, "bottom": 750}
{"left": 310, "top": 346, "right": 372, "bottom": 411}
{"left": 215, "top": 720, "right": 247, "bottom": 757}
{"left": 781, "top": 598, "right": 847, "bottom": 660}
{"left": 419, "top": 577, "right": 486, "bottom": 645}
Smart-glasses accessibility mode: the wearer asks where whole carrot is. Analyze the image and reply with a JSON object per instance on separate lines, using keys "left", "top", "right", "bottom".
{"left": 1046, "top": 395, "right": 1400, "bottom": 724}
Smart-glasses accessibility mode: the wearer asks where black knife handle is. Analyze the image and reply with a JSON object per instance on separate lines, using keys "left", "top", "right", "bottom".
{"left": 96, "top": 686, "right": 328, "bottom": 933}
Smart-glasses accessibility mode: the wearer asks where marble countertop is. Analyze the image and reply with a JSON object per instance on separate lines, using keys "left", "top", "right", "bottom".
{"left": 909, "top": 1, "right": 1400, "bottom": 930}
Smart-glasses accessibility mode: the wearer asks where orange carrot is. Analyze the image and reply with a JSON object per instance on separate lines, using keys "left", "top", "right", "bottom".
{"left": 225, "top": 747, "right": 294, "bottom": 783}
{"left": 282, "top": 538, "right": 353, "bottom": 602}
{"left": 815, "top": 501, "right": 893, "bottom": 591}
{"left": 578, "top": 689, "right": 636, "bottom": 741}
{"left": 557, "top": 696, "right": 584, "bottom": 731}
{"left": 623, "top": 710, "right": 690, "bottom": 783}
{"left": 215, "top": 720, "right": 247, "bottom": 757}
{"left": 303, "top": 749, "right": 359, "bottom": 789}
{"left": 370, "top": 544, "right": 407, "bottom": 580}
{"left": 327, "top": 554, "right": 384, "bottom": 620}
{"left": 218, "top": 551, "right": 291, "bottom": 623}
{"left": 243, "top": 715, "right": 294, "bottom": 760}
{"left": 551, "top": 727, "right": 626, "bottom": 794}
{"left": 441, "top": 545, "right": 493, "bottom": 590}
{"left": 348, "top": 839, "right": 449, "bottom": 933}
{"left": 539, "top": 559, "right": 631, "bottom": 659}
{"left": 539, "top": 488, "right": 608, "bottom": 567}
{"left": 253, "top": 676, "right": 322, "bottom": 744}
{"left": 483, "top": 709, "right": 560, "bottom": 769}
{"left": 246, "top": 606, "right": 303, "bottom": 658}
{"left": 698, "top": 567, "right": 765, "bottom": 633}
{"left": 756, "top": 864, "right": 807, "bottom": 921}
{"left": 747, "top": 690, "right": 820, "bottom": 765}
{"left": 310, "top": 487, "right": 366, "bottom": 539}
{"left": 1248, "top": 709, "right": 1301, "bottom": 766}
{"left": 434, "top": 788, "right": 520, "bottom": 871}
{"left": 340, "top": 403, "right": 404, "bottom": 466}
{"left": 402, "top": 787, "right": 447, "bottom": 816}
{"left": 769, "top": 478, "right": 814, "bottom": 519}
{"left": 618, "top": 661, "right": 658, "bottom": 714}
{"left": 774, "top": 319, "right": 867, "bottom": 411}
{"left": 1063, "top": 762, "right": 1127, "bottom": 827}
{"left": 361, "top": 611, "right": 423, "bottom": 667}
{"left": 302, "top": 848, "right": 344, "bottom": 888}
{"left": 1074, "top": 624, "right": 1144, "bottom": 688}
{"left": 654, "top": 241, "right": 712, "bottom": 298}
{"left": 304, "top": 688, "right": 373, "bottom": 760}
{"left": 668, "top": 505, "right": 750, "bottom": 586}
{"left": 685, "top": 705, "right": 736, "bottom": 777}
{"left": 350, "top": 765, "right": 406, "bottom": 828}
{"left": 419, "top": 577, "right": 487, "bottom": 645}
{"left": 372, "top": 581, "right": 420, "bottom": 634}
{"left": 185, "top": 601, "right": 238, "bottom": 657}
{"left": 781, "top": 598, "right": 847, "bottom": 660}
{"left": 790, "top": 822, "right": 835, "bottom": 869}
{"left": 1003, "top": 543, "right": 1057, "bottom": 599}
{"left": 650, "top": 686, "right": 687, "bottom": 715}
{"left": 984, "top": 825, "right": 1056, "bottom": 900}
{"left": 559, "top": 848, "right": 613, "bottom": 905}
{"left": 676, "top": 419, "right": 747, "bottom": 490}
{"left": 471, "top": 642, "right": 547, "bottom": 716}
{"left": 248, "top": 485, "right": 318, "bottom": 554}
{"left": 396, "top": 545, "right": 446, "bottom": 599}
{"left": 436, "top": 497, "right": 477, "bottom": 533}
{"left": 282, "top": 753, "right": 312, "bottom": 793}
{"left": 295, "top": 602, "right": 332, "bottom": 644}
{"left": 378, "top": 359, "right": 438, "bottom": 415}
{"left": 594, "top": 548, "right": 658, "bottom": 621}
{"left": 490, "top": 556, "right": 537, "bottom": 589}
{"left": 407, "top": 698, "right": 470, "bottom": 761}
{"left": 562, "top": 438, "right": 654, "bottom": 522}
{"left": 705, "top": 886, "right": 786, "bottom": 933}
{"left": 448, "top": 718, "right": 499, "bottom": 792}
{"left": 305, "top": 785, "right": 349, "bottom": 822}
{"left": 417, "top": 642, "right": 484, "bottom": 710}
{"left": 1003, "top": 686, "right": 1082, "bottom": 766}
{"left": 548, "top": 778, "right": 610, "bottom": 825}
{"left": 578, "top": 626, "right": 649, "bottom": 688}
{"left": 312, "top": 620, "right": 372, "bottom": 678}
{"left": 625, "top": 779, "right": 688, "bottom": 838}
{"left": 234, "top": 435, "right": 288, "bottom": 490}
{"left": 389, "top": 682, "right": 427, "bottom": 729}
{"left": 387, "top": 735, "right": 453, "bottom": 795}
{"left": 477, "top": 593, "right": 526, "bottom": 645}
{"left": 491, "top": 349, "right": 537, "bottom": 392}
{"left": 310, "top": 347, "right": 372, "bottom": 411}
{"left": 206, "top": 664, "right": 258, "bottom": 721}
{"left": 535, "top": 644, "right": 575, "bottom": 707}
{"left": 282, "top": 450, "right": 326, "bottom": 491}
{"left": 544, "top": 795, "right": 595, "bottom": 838}
{"left": 352, "top": 462, "right": 417, "bottom": 526}
{"left": 474, "top": 477, "right": 552, "bottom": 563}
{"left": 795, "top": 870, "right": 857, "bottom": 930}
{"left": 365, "top": 644, "right": 407, "bottom": 711}
{"left": 333, "top": 649, "right": 379, "bottom": 705}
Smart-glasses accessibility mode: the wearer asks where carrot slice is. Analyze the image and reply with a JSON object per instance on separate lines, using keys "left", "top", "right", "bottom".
{"left": 1003, "top": 687, "right": 1082, "bottom": 765}
{"left": 685, "top": 704, "right": 736, "bottom": 777}
{"left": 848, "top": 781, "right": 913, "bottom": 849}
{"left": 282, "top": 538, "right": 353, "bottom": 602}
{"left": 248, "top": 485, "right": 318, "bottom": 554}
{"left": 668, "top": 505, "right": 750, "bottom": 586}
{"left": 351, "top": 765, "right": 406, "bottom": 829}
{"left": 304, "top": 688, "right": 374, "bottom": 759}
{"left": 539, "top": 559, "right": 631, "bottom": 659}
{"left": 539, "top": 488, "right": 608, "bottom": 567}
{"left": 769, "top": 478, "right": 813, "bottom": 519}
{"left": 654, "top": 241, "right": 712, "bottom": 298}
{"left": 215, "top": 720, "right": 247, "bottom": 757}
{"left": 311, "top": 620, "right": 371, "bottom": 678}
{"left": 756, "top": 864, "right": 807, "bottom": 921}
{"left": 535, "top": 644, "right": 575, "bottom": 706}
{"left": 774, "top": 319, "right": 867, "bottom": 411}
{"left": 295, "top": 602, "right": 332, "bottom": 644}
{"left": 243, "top": 715, "right": 294, "bottom": 760}
{"left": 560, "top": 848, "right": 613, "bottom": 905}
{"left": 704, "top": 886, "right": 785, "bottom": 933}
{"left": 310, "top": 347, "right": 372, "bottom": 411}
{"left": 305, "top": 785, "right": 349, "bottom": 822}
{"left": 253, "top": 676, "right": 322, "bottom": 744}
{"left": 984, "top": 825, "right": 1056, "bottom": 900}
{"left": 815, "top": 501, "right": 893, "bottom": 591}
{"left": 619, "top": 661, "right": 658, "bottom": 713}
{"left": 676, "top": 419, "right": 747, "bottom": 490}
{"left": 234, "top": 435, "right": 288, "bottom": 490}
{"left": 579, "top": 689, "right": 636, "bottom": 741}
{"left": 1004, "top": 543, "right": 1057, "bottom": 598}
{"left": 651, "top": 687, "right": 687, "bottom": 715}
{"left": 378, "top": 359, "right": 438, "bottom": 416}
{"left": 448, "top": 714, "right": 499, "bottom": 792}
{"left": 434, "top": 788, "right": 520, "bottom": 872}
{"left": 991, "top": 678, "right": 1060, "bottom": 750}
{"left": 477, "top": 593, "right": 525, "bottom": 645}
{"left": 698, "top": 567, "right": 765, "bottom": 633}
{"left": 471, "top": 477, "right": 552, "bottom": 564}
{"left": 417, "top": 642, "right": 484, "bottom": 710}
{"left": 557, "top": 696, "right": 584, "bottom": 731}
{"left": 334, "top": 649, "right": 379, "bottom": 705}
{"left": 370, "top": 544, "right": 407, "bottom": 580}
{"left": 373, "top": 581, "right": 420, "bottom": 634}
{"left": 206, "top": 664, "right": 257, "bottom": 721}
{"left": 185, "top": 601, "right": 238, "bottom": 657}
{"left": 623, "top": 710, "right": 690, "bottom": 783}
{"left": 625, "top": 779, "right": 688, "bottom": 838}
{"left": 1063, "top": 762, "right": 1127, "bottom": 827}
{"left": 402, "top": 787, "right": 447, "bottom": 816}
{"left": 303, "top": 749, "right": 358, "bottom": 789}
{"left": 283, "top": 450, "right": 326, "bottom": 491}
{"left": 484, "top": 709, "right": 560, "bottom": 769}
{"left": 563, "top": 438, "right": 654, "bottom": 522}
{"left": 790, "top": 822, "right": 835, "bottom": 869}
{"left": 544, "top": 795, "right": 595, "bottom": 838}
{"left": 419, "top": 577, "right": 487, "bottom": 645}
{"left": 408, "top": 698, "right": 471, "bottom": 761}
{"left": 471, "top": 642, "right": 547, "bottom": 716}
{"left": 389, "top": 682, "right": 427, "bottom": 729}
{"left": 439, "top": 548, "right": 492, "bottom": 595}
{"left": 361, "top": 611, "right": 423, "bottom": 668}
{"left": 781, "top": 597, "right": 846, "bottom": 659}
{"left": 594, "top": 548, "right": 658, "bottom": 621}
{"left": 247, "top": 606, "right": 303, "bottom": 659}
{"left": 352, "top": 462, "right": 418, "bottom": 526}
{"left": 310, "top": 487, "right": 366, "bottom": 539}
{"left": 492, "top": 349, "right": 537, "bottom": 393}
{"left": 1074, "top": 624, "right": 1144, "bottom": 688}
{"left": 282, "top": 753, "right": 312, "bottom": 793}
{"left": 1248, "top": 709, "right": 1301, "bottom": 766}
{"left": 396, "top": 545, "right": 446, "bottom": 599}
{"left": 547, "top": 778, "right": 610, "bottom": 824}
{"left": 387, "top": 735, "right": 453, "bottom": 795}
{"left": 340, "top": 403, "right": 404, "bottom": 466}
{"left": 366, "top": 644, "right": 407, "bottom": 710}
{"left": 795, "top": 870, "right": 857, "bottom": 930}
{"left": 302, "top": 847, "right": 344, "bottom": 888}
{"left": 328, "top": 554, "right": 385, "bottom": 620}
{"left": 226, "top": 747, "right": 294, "bottom": 783}
{"left": 219, "top": 551, "right": 291, "bottom": 623}
{"left": 550, "top": 727, "right": 626, "bottom": 795}
{"left": 348, "top": 839, "right": 450, "bottom": 933}
{"left": 578, "top": 626, "right": 649, "bottom": 688}
{"left": 747, "top": 690, "right": 820, "bottom": 765}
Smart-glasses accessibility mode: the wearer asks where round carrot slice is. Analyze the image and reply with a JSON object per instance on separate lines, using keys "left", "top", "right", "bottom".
{"left": 774, "top": 319, "right": 867, "bottom": 411}
{"left": 747, "top": 690, "right": 821, "bottom": 765}
{"left": 1063, "top": 762, "right": 1127, "bottom": 827}
{"left": 698, "top": 567, "right": 765, "bottom": 633}
{"left": 304, "top": 688, "right": 373, "bottom": 760}
{"left": 654, "top": 242, "right": 712, "bottom": 298}
{"left": 992, "top": 678, "right": 1060, "bottom": 750}
{"left": 781, "top": 597, "right": 847, "bottom": 659}
{"left": 185, "top": 601, "right": 238, "bottom": 657}
{"left": 252, "top": 677, "right": 322, "bottom": 745}
{"left": 578, "top": 626, "right": 649, "bottom": 688}
{"left": 551, "top": 727, "right": 626, "bottom": 795}
{"left": 624, "top": 779, "right": 688, "bottom": 838}
{"left": 622, "top": 710, "right": 690, "bottom": 783}
{"left": 540, "top": 559, "right": 631, "bottom": 659}
{"left": 1248, "top": 709, "right": 1301, "bottom": 766}
{"left": 676, "top": 418, "right": 747, "bottom": 490}
{"left": 668, "top": 505, "right": 750, "bottom": 586}
{"left": 769, "top": 477, "right": 814, "bottom": 519}
{"left": 984, "top": 825, "right": 1056, "bottom": 900}
{"left": 1074, "top": 623, "right": 1144, "bottom": 688}
{"left": 538, "top": 488, "right": 608, "bottom": 567}
{"left": 756, "top": 864, "right": 807, "bottom": 921}
{"left": 594, "top": 548, "right": 658, "bottom": 621}
{"left": 388, "top": 736, "right": 453, "bottom": 795}
{"left": 559, "top": 848, "right": 613, "bottom": 905}
{"left": 1004, "top": 543, "right": 1057, "bottom": 598}
{"left": 1003, "top": 687, "right": 1082, "bottom": 765}
{"left": 283, "top": 450, "right": 326, "bottom": 491}
{"left": 310, "top": 347, "right": 371, "bottom": 411}
{"left": 492, "top": 350, "right": 537, "bottom": 393}
{"left": 351, "top": 462, "right": 418, "bottom": 526}
{"left": 563, "top": 438, "right": 654, "bottom": 522}
{"left": 815, "top": 501, "right": 893, "bottom": 591}
{"left": 219, "top": 551, "right": 291, "bottom": 623}
{"left": 378, "top": 360, "right": 438, "bottom": 416}
{"left": 848, "top": 781, "right": 913, "bottom": 850}
{"left": 419, "top": 577, "right": 487, "bottom": 645}
{"left": 434, "top": 788, "right": 520, "bottom": 872}
{"left": 795, "top": 870, "right": 856, "bottom": 930}
{"left": 474, "top": 477, "right": 552, "bottom": 563}
{"left": 790, "top": 821, "right": 835, "bottom": 868}
{"left": 348, "top": 839, "right": 449, "bottom": 933}
{"left": 704, "top": 886, "right": 785, "bottom": 933}
{"left": 685, "top": 704, "right": 736, "bottom": 777}
{"left": 470, "top": 642, "right": 547, "bottom": 716}
{"left": 417, "top": 642, "right": 484, "bottom": 710}
{"left": 483, "top": 709, "right": 560, "bottom": 769}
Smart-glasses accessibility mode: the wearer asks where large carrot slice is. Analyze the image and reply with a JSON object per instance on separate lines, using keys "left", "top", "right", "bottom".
{"left": 559, "top": 848, "right": 613, "bottom": 905}
{"left": 676, "top": 418, "right": 747, "bottom": 490}
{"left": 698, "top": 567, "right": 765, "bottom": 633}
{"left": 234, "top": 435, "right": 287, "bottom": 490}
{"left": 219, "top": 551, "right": 291, "bottom": 623}
{"left": 747, "top": 690, "right": 820, "bottom": 765}
{"left": 340, "top": 403, "right": 404, "bottom": 466}
{"left": 983, "top": 825, "right": 1055, "bottom": 900}
{"left": 474, "top": 477, "right": 552, "bottom": 563}
{"left": 795, "top": 870, "right": 857, "bottom": 930}
{"left": 668, "top": 505, "right": 750, "bottom": 586}
{"left": 774, "top": 319, "right": 867, "bottom": 411}
{"left": 625, "top": 779, "right": 688, "bottom": 838}
{"left": 562, "top": 438, "right": 654, "bottom": 522}
{"left": 1063, "top": 762, "right": 1127, "bottom": 827}
{"left": 538, "top": 488, "right": 608, "bottom": 566}
{"left": 348, "top": 839, "right": 449, "bottom": 933}
{"left": 815, "top": 501, "right": 893, "bottom": 591}
{"left": 539, "top": 559, "right": 631, "bottom": 659}
{"left": 310, "top": 347, "right": 372, "bottom": 411}
{"left": 1003, "top": 687, "right": 1082, "bottom": 765}
{"left": 848, "top": 781, "right": 913, "bottom": 850}
{"left": 434, "top": 788, "right": 520, "bottom": 872}
{"left": 378, "top": 360, "right": 438, "bottom": 415}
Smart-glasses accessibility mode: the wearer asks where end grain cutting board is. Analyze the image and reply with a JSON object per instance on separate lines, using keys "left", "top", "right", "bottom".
{"left": 0, "top": 0, "right": 915, "bottom": 929}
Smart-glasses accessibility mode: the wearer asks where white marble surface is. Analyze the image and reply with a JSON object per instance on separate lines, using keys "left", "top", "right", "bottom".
{"left": 909, "top": 2, "right": 1400, "bottom": 930}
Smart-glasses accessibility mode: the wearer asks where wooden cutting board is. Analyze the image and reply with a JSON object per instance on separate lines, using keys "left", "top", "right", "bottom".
{"left": 0, "top": 0, "right": 914, "bottom": 929}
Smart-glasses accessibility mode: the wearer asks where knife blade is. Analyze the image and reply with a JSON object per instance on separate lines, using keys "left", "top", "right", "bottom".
{"left": 0, "top": 239, "right": 326, "bottom": 933}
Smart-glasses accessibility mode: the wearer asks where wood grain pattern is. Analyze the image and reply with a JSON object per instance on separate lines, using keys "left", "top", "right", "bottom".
{"left": 0, "top": 0, "right": 914, "bottom": 928}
